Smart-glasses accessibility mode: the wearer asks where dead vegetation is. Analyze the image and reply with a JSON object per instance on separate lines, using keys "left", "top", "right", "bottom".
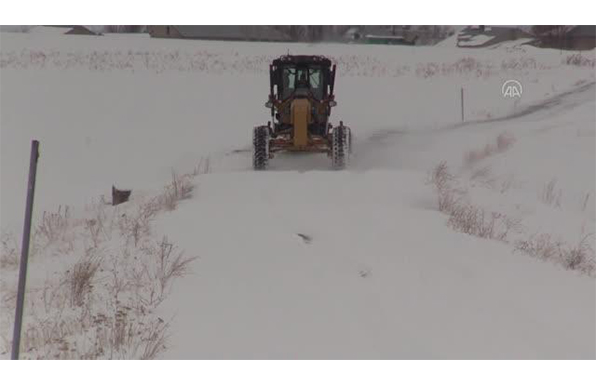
{"left": 564, "top": 53, "right": 596, "bottom": 68}
{"left": 428, "top": 161, "right": 459, "bottom": 212}
{"left": 515, "top": 233, "right": 595, "bottom": 275}
{"left": 464, "top": 132, "right": 515, "bottom": 167}
{"left": 36, "top": 205, "right": 70, "bottom": 246}
{"left": 157, "top": 170, "right": 194, "bottom": 211}
{"left": 0, "top": 160, "right": 209, "bottom": 359}
{"left": 0, "top": 232, "right": 19, "bottom": 269}
{"left": 429, "top": 160, "right": 595, "bottom": 276}
{"left": 540, "top": 178, "right": 563, "bottom": 208}
{"left": 447, "top": 204, "right": 520, "bottom": 242}
{"left": 428, "top": 162, "right": 515, "bottom": 244}
{"left": 68, "top": 254, "right": 101, "bottom": 307}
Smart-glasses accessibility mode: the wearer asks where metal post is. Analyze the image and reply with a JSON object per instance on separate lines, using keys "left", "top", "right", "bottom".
{"left": 461, "top": 87, "right": 464, "bottom": 122}
{"left": 11, "top": 140, "right": 40, "bottom": 360}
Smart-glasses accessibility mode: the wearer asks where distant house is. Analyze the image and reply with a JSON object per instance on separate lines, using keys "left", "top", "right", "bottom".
{"left": 29, "top": 25, "right": 101, "bottom": 36}
{"left": 363, "top": 35, "right": 417, "bottom": 46}
{"left": 147, "top": 26, "right": 291, "bottom": 42}
{"left": 344, "top": 26, "right": 418, "bottom": 45}
{"left": 532, "top": 26, "right": 596, "bottom": 50}
{"left": 457, "top": 26, "right": 531, "bottom": 48}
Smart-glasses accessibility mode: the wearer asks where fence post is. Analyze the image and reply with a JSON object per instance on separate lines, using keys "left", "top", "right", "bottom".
{"left": 11, "top": 140, "right": 40, "bottom": 360}
{"left": 461, "top": 87, "right": 465, "bottom": 122}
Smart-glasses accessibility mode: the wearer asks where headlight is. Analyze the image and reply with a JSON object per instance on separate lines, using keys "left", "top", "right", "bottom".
{"left": 265, "top": 101, "right": 273, "bottom": 108}
{"left": 329, "top": 100, "right": 337, "bottom": 107}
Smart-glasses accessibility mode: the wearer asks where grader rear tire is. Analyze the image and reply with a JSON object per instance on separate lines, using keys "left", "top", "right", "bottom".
{"left": 331, "top": 125, "right": 351, "bottom": 170}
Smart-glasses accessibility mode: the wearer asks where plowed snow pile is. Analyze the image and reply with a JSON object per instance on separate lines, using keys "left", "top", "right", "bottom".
{"left": 1, "top": 32, "right": 594, "bottom": 358}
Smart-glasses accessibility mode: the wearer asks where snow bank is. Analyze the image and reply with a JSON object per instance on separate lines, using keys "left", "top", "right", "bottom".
{"left": 1, "top": 32, "right": 594, "bottom": 359}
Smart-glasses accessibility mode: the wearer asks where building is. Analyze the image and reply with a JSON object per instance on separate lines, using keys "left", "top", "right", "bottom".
{"left": 532, "top": 25, "right": 596, "bottom": 50}
{"left": 457, "top": 26, "right": 531, "bottom": 48}
{"left": 28, "top": 25, "right": 101, "bottom": 36}
{"left": 147, "top": 26, "right": 291, "bottom": 42}
{"left": 344, "top": 26, "right": 419, "bottom": 45}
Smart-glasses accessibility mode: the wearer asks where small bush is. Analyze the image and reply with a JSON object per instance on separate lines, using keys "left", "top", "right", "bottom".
{"left": 447, "top": 204, "right": 520, "bottom": 242}
{"left": 36, "top": 206, "right": 70, "bottom": 245}
{"left": 515, "top": 233, "right": 595, "bottom": 275}
{"left": 428, "top": 162, "right": 458, "bottom": 212}
{"left": 464, "top": 132, "right": 515, "bottom": 167}
{"left": 564, "top": 53, "right": 595, "bottom": 67}
{"left": 540, "top": 178, "right": 562, "bottom": 208}
{"left": 68, "top": 254, "right": 101, "bottom": 307}
{"left": 0, "top": 232, "right": 19, "bottom": 269}
{"left": 160, "top": 170, "right": 193, "bottom": 211}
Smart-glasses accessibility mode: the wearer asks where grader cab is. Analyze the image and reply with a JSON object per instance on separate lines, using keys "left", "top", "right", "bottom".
{"left": 252, "top": 55, "right": 352, "bottom": 170}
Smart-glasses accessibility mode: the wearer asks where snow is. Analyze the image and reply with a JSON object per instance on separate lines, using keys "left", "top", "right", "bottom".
{"left": 1, "top": 32, "right": 594, "bottom": 359}
{"left": 457, "top": 34, "right": 494, "bottom": 47}
{"left": 28, "top": 26, "right": 72, "bottom": 35}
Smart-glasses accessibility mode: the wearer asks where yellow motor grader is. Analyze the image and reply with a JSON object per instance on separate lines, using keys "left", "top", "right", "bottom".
{"left": 253, "top": 55, "right": 351, "bottom": 170}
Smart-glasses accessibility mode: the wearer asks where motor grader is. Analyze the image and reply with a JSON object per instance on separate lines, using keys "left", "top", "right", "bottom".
{"left": 252, "top": 55, "right": 351, "bottom": 170}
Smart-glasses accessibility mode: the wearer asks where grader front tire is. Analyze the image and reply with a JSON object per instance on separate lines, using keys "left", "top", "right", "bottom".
{"left": 252, "top": 126, "right": 270, "bottom": 170}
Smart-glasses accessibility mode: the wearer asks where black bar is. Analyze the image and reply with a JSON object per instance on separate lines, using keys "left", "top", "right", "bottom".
{"left": 461, "top": 87, "right": 464, "bottom": 122}
{"left": 11, "top": 140, "right": 40, "bottom": 360}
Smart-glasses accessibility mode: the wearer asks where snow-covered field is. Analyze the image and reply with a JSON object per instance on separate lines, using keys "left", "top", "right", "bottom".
{"left": 0, "top": 32, "right": 594, "bottom": 359}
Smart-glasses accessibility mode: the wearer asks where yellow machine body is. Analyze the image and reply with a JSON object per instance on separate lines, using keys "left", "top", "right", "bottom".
{"left": 290, "top": 99, "right": 311, "bottom": 149}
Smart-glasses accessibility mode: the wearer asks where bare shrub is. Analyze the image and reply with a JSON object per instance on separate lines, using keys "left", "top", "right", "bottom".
{"left": 154, "top": 237, "right": 197, "bottom": 297}
{"left": 469, "top": 165, "right": 499, "bottom": 189}
{"left": 0, "top": 158, "right": 208, "bottom": 358}
{"left": 470, "top": 165, "right": 492, "bottom": 182}
{"left": 119, "top": 201, "right": 157, "bottom": 247}
{"left": 160, "top": 170, "right": 193, "bottom": 211}
{"left": 464, "top": 145, "right": 492, "bottom": 166}
{"left": 464, "top": 132, "right": 515, "bottom": 167}
{"left": 68, "top": 255, "right": 101, "bottom": 307}
{"left": 428, "top": 162, "right": 459, "bottom": 212}
{"left": 563, "top": 234, "right": 595, "bottom": 273}
{"left": 140, "top": 318, "right": 169, "bottom": 360}
{"left": 192, "top": 156, "right": 211, "bottom": 176}
{"left": 85, "top": 218, "right": 102, "bottom": 248}
{"left": 515, "top": 233, "right": 595, "bottom": 275}
{"left": 540, "top": 178, "right": 562, "bottom": 208}
{"left": 0, "top": 232, "right": 19, "bottom": 269}
{"left": 429, "top": 162, "right": 521, "bottom": 243}
{"left": 447, "top": 204, "right": 520, "bottom": 242}
{"left": 36, "top": 206, "right": 70, "bottom": 245}
{"left": 499, "top": 175, "right": 520, "bottom": 194}
{"left": 580, "top": 192, "right": 591, "bottom": 212}
{"left": 496, "top": 132, "right": 515, "bottom": 152}
{"left": 564, "top": 53, "right": 596, "bottom": 67}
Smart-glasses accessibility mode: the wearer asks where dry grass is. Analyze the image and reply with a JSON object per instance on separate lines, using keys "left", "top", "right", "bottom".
{"left": 447, "top": 203, "right": 521, "bottom": 242}
{"left": 564, "top": 53, "right": 596, "bottom": 68}
{"left": 580, "top": 192, "right": 591, "bottom": 212}
{"left": 0, "top": 160, "right": 208, "bottom": 359}
{"left": 515, "top": 233, "right": 595, "bottom": 275}
{"left": 540, "top": 178, "right": 563, "bottom": 208}
{"left": 428, "top": 161, "right": 459, "bottom": 212}
{"left": 160, "top": 170, "right": 194, "bottom": 211}
{"left": 68, "top": 254, "right": 101, "bottom": 307}
{"left": 36, "top": 205, "right": 70, "bottom": 245}
{"left": 0, "top": 232, "right": 19, "bottom": 269}
{"left": 464, "top": 132, "right": 515, "bottom": 167}
{"left": 429, "top": 161, "right": 520, "bottom": 242}
{"left": 192, "top": 156, "right": 211, "bottom": 176}
{"left": 155, "top": 237, "right": 197, "bottom": 295}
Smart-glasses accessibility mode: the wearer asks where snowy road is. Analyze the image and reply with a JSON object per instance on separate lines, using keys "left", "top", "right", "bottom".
{"left": 1, "top": 33, "right": 594, "bottom": 359}
{"left": 155, "top": 82, "right": 596, "bottom": 359}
